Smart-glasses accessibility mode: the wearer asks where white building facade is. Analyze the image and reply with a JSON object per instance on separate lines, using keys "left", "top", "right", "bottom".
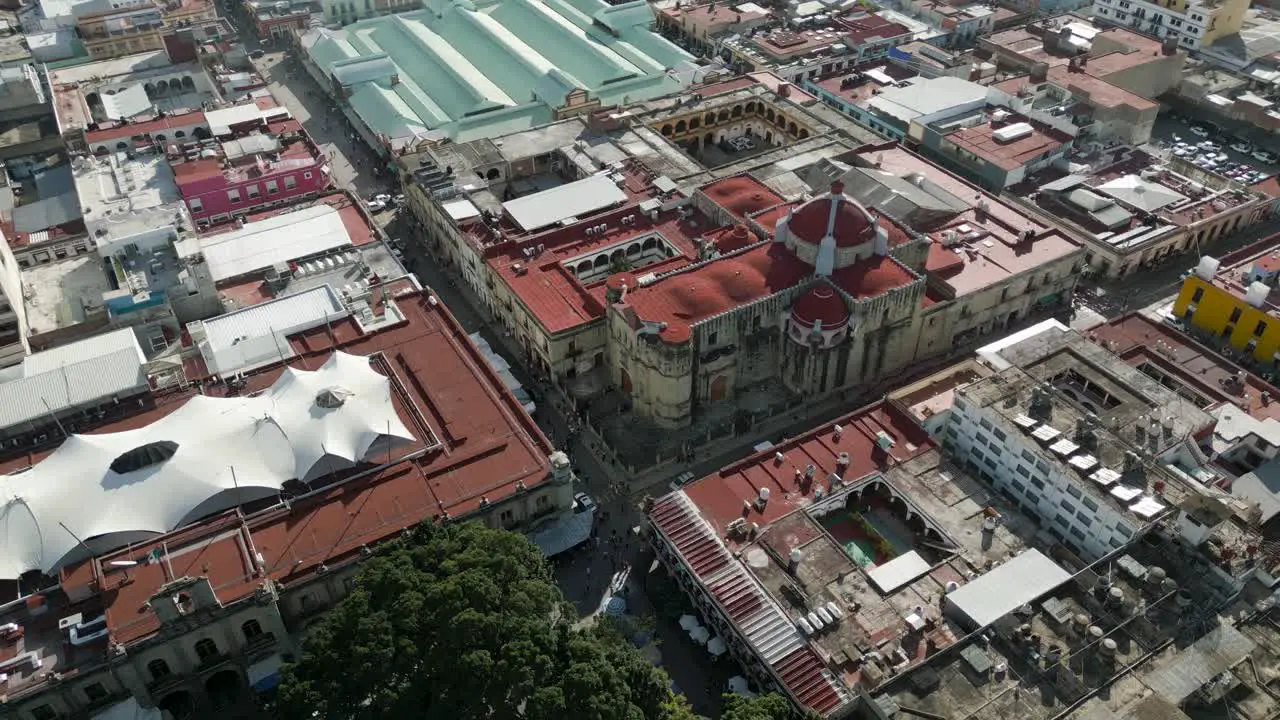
{"left": 942, "top": 392, "right": 1143, "bottom": 561}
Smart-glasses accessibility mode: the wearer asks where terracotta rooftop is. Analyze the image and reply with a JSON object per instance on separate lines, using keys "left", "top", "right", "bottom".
{"left": 810, "top": 63, "right": 915, "bottom": 106}
{"left": 648, "top": 401, "right": 933, "bottom": 716}
{"left": 852, "top": 143, "right": 1079, "bottom": 296}
{"left": 789, "top": 183, "right": 878, "bottom": 248}
{"left": 85, "top": 110, "right": 207, "bottom": 145}
{"left": 1, "top": 289, "right": 553, "bottom": 694}
{"left": 840, "top": 12, "right": 911, "bottom": 45}
{"left": 172, "top": 135, "right": 320, "bottom": 187}
{"left": 623, "top": 242, "right": 814, "bottom": 343}
{"left": 942, "top": 112, "right": 1072, "bottom": 172}
{"left": 700, "top": 174, "right": 786, "bottom": 221}
{"left": 1087, "top": 313, "right": 1280, "bottom": 424}
{"left": 657, "top": 2, "right": 769, "bottom": 32}
{"left": 485, "top": 203, "right": 705, "bottom": 334}
{"left": 1045, "top": 64, "right": 1158, "bottom": 111}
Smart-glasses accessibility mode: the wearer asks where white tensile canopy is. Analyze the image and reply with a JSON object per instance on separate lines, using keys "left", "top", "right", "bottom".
{"left": 0, "top": 352, "right": 414, "bottom": 578}
{"left": 267, "top": 352, "right": 414, "bottom": 482}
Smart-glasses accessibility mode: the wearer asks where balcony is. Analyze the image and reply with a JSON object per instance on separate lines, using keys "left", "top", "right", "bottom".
{"left": 197, "top": 652, "right": 232, "bottom": 672}
{"left": 146, "top": 673, "right": 185, "bottom": 694}
{"left": 243, "top": 632, "right": 277, "bottom": 654}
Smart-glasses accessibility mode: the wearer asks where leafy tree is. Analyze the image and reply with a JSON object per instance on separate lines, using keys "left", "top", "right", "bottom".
{"left": 721, "top": 693, "right": 816, "bottom": 720}
{"left": 270, "top": 522, "right": 690, "bottom": 720}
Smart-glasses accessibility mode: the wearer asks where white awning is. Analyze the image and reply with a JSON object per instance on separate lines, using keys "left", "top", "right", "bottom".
{"left": 91, "top": 697, "right": 164, "bottom": 720}
{"left": 248, "top": 653, "right": 285, "bottom": 691}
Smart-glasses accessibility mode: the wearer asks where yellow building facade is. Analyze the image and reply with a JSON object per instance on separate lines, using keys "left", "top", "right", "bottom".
{"left": 1173, "top": 274, "right": 1280, "bottom": 363}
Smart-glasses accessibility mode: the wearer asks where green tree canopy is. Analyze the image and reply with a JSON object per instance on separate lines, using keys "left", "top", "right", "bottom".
{"left": 721, "top": 693, "right": 815, "bottom": 720}
{"left": 270, "top": 522, "right": 685, "bottom": 720}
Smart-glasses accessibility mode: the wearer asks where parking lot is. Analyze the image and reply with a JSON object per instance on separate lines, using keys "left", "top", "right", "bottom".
{"left": 1149, "top": 112, "right": 1280, "bottom": 183}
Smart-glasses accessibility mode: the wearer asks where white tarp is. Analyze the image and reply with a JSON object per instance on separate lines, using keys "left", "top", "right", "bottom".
{"left": 101, "top": 83, "right": 152, "bottom": 120}
{"left": 0, "top": 351, "right": 414, "bottom": 578}
{"left": 502, "top": 174, "right": 627, "bottom": 232}
{"left": 1097, "top": 175, "right": 1188, "bottom": 213}
{"left": 866, "top": 550, "right": 931, "bottom": 593}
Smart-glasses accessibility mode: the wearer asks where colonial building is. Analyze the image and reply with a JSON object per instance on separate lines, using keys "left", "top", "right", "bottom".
{"left": 0, "top": 288, "right": 573, "bottom": 720}
{"left": 606, "top": 179, "right": 926, "bottom": 428}
{"left": 400, "top": 76, "right": 1081, "bottom": 433}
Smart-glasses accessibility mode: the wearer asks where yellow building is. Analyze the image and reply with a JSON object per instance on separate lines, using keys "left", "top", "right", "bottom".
{"left": 1093, "top": 0, "right": 1250, "bottom": 50}
{"left": 1173, "top": 254, "right": 1280, "bottom": 363}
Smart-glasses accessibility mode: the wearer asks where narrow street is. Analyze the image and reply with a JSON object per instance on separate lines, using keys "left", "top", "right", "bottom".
{"left": 1078, "top": 220, "right": 1280, "bottom": 319}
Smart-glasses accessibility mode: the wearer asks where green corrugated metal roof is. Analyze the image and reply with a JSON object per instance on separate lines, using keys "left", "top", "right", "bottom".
{"left": 301, "top": 0, "right": 690, "bottom": 143}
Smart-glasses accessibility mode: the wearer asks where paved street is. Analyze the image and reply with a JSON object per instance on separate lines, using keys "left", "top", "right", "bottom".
{"left": 1077, "top": 219, "right": 1280, "bottom": 320}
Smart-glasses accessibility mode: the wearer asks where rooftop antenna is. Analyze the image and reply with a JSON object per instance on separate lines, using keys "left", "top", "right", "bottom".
{"left": 40, "top": 396, "right": 68, "bottom": 438}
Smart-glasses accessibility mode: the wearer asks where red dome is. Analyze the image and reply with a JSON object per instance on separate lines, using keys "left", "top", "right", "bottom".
{"left": 791, "top": 284, "right": 850, "bottom": 329}
{"left": 787, "top": 182, "right": 876, "bottom": 249}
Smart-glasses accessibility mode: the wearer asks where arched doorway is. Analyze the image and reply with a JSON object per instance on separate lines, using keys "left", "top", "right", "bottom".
{"left": 710, "top": 375, "right": 728, "bottom": 403}
{"left": 159, "top": 690, "right": 197, "bottom": 720}
{"left": 205, "top": 669, "right": 244, "bottom": 711}
{"left": 620, "top": 368, "right": 632, "bottom": 395}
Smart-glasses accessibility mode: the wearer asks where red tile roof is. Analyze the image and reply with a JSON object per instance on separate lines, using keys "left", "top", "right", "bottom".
{"left": 85, "top": 110, "right": 208, "bottom": 144}
{"left": 485, "top": 204, "right": 703, "bottom": 335}
{"left": 54, "top": 290, "right": 553, "bottom": 646}
{"left": 624, "top": 243, "right": 813, "bottom": 343}
{"left": 1089, "top": 313, "right": 1280, "bottom": 424}
{"left": 944, "top": 114, "right": 1071, "bottom": 172}
{"left": 172, "top": 157, "right": 225, "bottom": 185}
{"left": 649, "top": 401, "right": 932, "bottom": 715}
{"left": 682, "top": 401, "right": 931, "bottom": 535}
{"left": 831, "top": 255, "right": 918, "bottom": 299}
{"left": 701, "top": 175, "right": 785, "bottom": 220}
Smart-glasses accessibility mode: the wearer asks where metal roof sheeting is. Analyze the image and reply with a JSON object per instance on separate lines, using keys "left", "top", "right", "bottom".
{"left": 503, "top": 174, "right": 627, "bottom": 231}
{"left": 649, "top": 492, "right": 849, "bottom": 716}
{"left": 200, "top": 204, "right": 352, "bottom": 282}
{"left": 0, "top": 328, "right": 147, "bottom": 433}
{"left": 1144, "top": 624, "right": 1254, "bottom": 703}
{"left": 945, "top": 549, "right": 1071, "bottom": 628}
{"left": 198, "top": 285, "right": 348, "bottom": 375}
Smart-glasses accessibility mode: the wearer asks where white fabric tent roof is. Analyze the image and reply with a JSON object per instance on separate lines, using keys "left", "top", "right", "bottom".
{"left": 268, "top": 352, "right": 414, "bottom": 481}
{"left": 0, "top": 351, "right": 414, "bottom": 578}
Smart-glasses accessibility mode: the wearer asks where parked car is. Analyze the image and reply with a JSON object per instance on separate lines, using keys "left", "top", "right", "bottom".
{"left": 1254, "top": 149, "right": 1279, "bottom": 164}
{"left": 668, "top": 470, "right": 696, "bottom": 492}
{"left": 249, "top": 49, "right": 265, "bottom": 59}
{"left": 1230, "top": 139, "right": 1253, "bottom": 153}
{"left": 367, "top": 199, "right": 387, "bottom": 212}
{"left": 1190, "top": 123, "right": 1211, "bottom": 137}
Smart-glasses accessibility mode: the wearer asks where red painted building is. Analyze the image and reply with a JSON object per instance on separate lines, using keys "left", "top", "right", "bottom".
{"left": 171, "top": 125, "right": 330, "bottom": 226}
